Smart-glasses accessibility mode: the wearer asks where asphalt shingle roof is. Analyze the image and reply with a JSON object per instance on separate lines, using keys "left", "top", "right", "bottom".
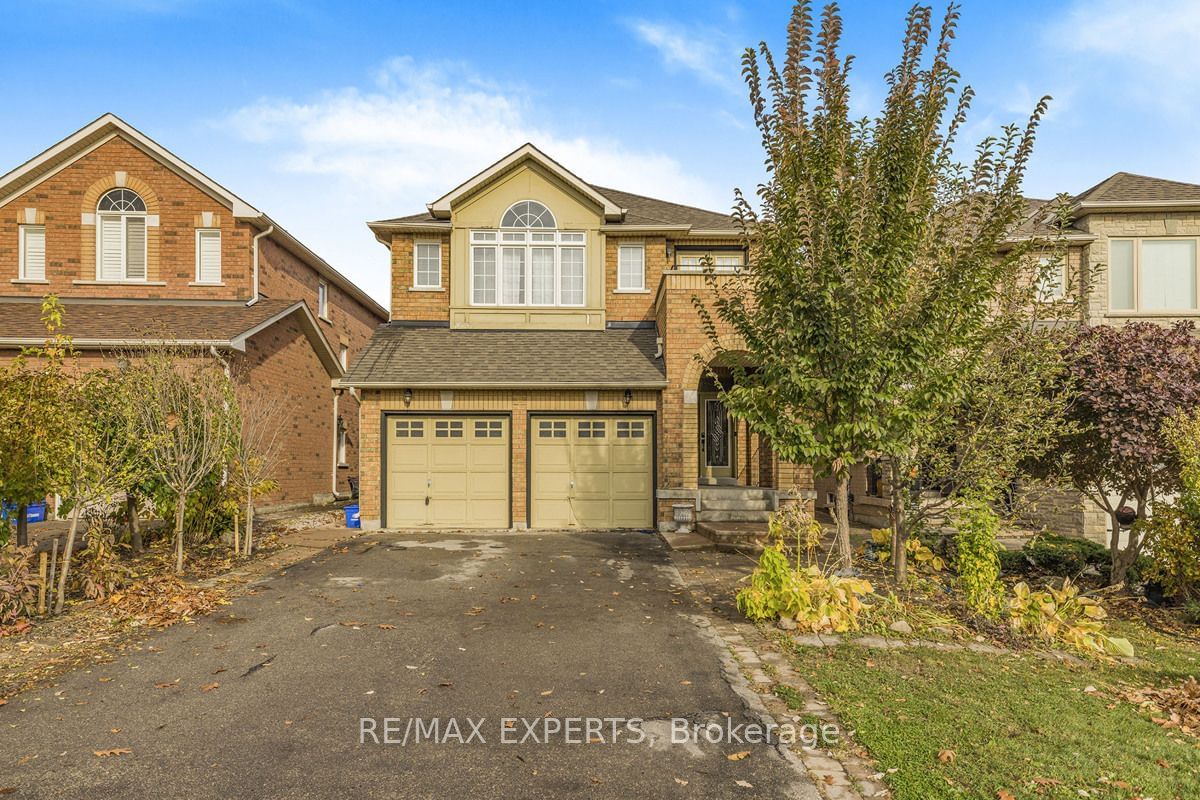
{"left": 1073, "top": 172, "right": 1200, "bottom": 204}
{"left": 0, "top": 298, "right": 297, "bottom": 343}
{"left": 342, "top": 325, "right": 667, "bottom": 387}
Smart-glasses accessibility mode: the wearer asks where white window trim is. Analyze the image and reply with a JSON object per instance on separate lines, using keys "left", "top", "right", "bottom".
{"left": 468, "top": 228, "right": 586, "bottom": 308}
{"left": 1035, "top": 254, "right": 1066, "bottom": 302}
{"left": 675, "top": 249, "right": 746, "bottom": 272}
{"left": 1109, "top": 236, "right": 1200, "bottom": 313}
{"left": 95, "top": 212, "right": 149, "bottom": 282}
{"left": 18, "top": 224, "right": 46, "bottom": 282}
{"left": 193, "top": 228, "right": 223, "bottom": 285}
{"left": 318, "top": 280, "right": 330, "bottom": 320}
{"left": 413, "top": 241, "right": 443, "bottom": 290}
{"left": 617, "top": 243, "right": 646, "bottom": 292}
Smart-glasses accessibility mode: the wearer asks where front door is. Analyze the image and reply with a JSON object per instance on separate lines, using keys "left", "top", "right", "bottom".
{"left": 700, "top": 394, "right": 734, "bottom": 482}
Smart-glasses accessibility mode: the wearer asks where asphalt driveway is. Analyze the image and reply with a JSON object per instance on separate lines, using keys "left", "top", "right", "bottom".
{"left": 1, "top": 531, "right": 813, "bottom": 799}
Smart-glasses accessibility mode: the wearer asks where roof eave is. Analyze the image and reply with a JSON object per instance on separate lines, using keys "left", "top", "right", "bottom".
{"left": 231, "top": 299, "right": 345, "bottom": 379}
{"left": 338, "top": 379, "right": 669, "bottom": 390}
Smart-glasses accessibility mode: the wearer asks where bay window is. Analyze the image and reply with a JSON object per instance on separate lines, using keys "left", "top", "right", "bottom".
{"left": 470, "top": 201, "right": 585, "bottom": 307}
{"left": 1110, "top": 237, "right": 1198, "bottom": 312}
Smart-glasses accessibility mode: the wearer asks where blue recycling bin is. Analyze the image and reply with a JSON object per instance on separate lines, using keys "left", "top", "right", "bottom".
{"left": 344, "top": 504, "right": 361, "bottom": 529}
{"left": 1, "top": 502, "right": 47, "bottom": 523}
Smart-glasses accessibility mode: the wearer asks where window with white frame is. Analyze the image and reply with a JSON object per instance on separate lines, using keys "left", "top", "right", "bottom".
{"left": 19, "top": 225, "right": 45, "bottom": 281}
{"left": 318, "top": 280, "right": 329, "bottom": 318}
{"left": 1036, "top": 254, "right": 1065, "bottom": 301}
{"left": 339, "top": 344, "right": 349, "bottom": 369}
{"left": 414, "top": 242, "right": 442, "bottom": 289}
{"left": 618, "top": 244, "right": 645, "bottom": 291}
{"left": 1109, "top": 237, "right": 1199, "bottom": 312}
{"left": 676, "top": 250, "right": 744, "bottom": 271}
{"left": 470, "top": 201, "right": 586, "bottom": 307}
{"left": 195, "top": 229, "right": 221, "bottom": 284}
{"left": 96, "top": 188, "right": 147, "bottom": 281}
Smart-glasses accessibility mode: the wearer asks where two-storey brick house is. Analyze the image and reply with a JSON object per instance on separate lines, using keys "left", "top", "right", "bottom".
{"left": 343, "top": 144, "right": 812, "bottom": 532}
{"left": 0, "top": 114, "right": 388, "bottom": 507}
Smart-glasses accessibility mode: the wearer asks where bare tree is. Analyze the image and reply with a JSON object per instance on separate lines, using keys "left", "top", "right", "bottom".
{"left": 228, "top": 386, "right": 287, "bottom": 556}
{"left": 130, "top": 346, "right": 236, "bottom": 574}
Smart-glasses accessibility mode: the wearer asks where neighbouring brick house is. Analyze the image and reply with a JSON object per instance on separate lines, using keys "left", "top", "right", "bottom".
{"left": 342, "top": 144, "right": 812, "bottom": 534}
{"left": 0, "top": 114, "right": 388, "bottom": 508}
{"left": 815, "top": 172, "right": 1200, "bottom": 542}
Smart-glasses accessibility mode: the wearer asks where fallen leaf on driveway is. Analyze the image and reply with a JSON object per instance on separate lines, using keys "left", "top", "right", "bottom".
{"left": 200, "top": 683, "right": 220, "bottom": 693}
{"left": 98, "top": 677, "right": 113, "bottom": 683}
{"left": 734, "top": 779, "right": 753, "bottom": 788}
{"left": 110, "top": 728, "right": 121, "bottom": 734}
{"left": 937, "top": 749, "right": 956, "bottom": 763}
{"left": 93, "top": 749, "right": 132, "bottom": 757}
{"left": 465, "top": 607, "right": 485, "bottom": 616}
{"left": 378, "top": 624, "right": 396, "bottom": 630}
{"left": 674, "top": 778, "right": 688, "bottom": 786}
{"left": 540, "top": 690, "right": 554, "bottom": 696}
{"left": 0, "top": 787, "right": 17, "bottom": 794}
{"left": 679, "top": 680, "right": 692, "bottom": 685}
{"left": 727, "top": 751, "right": 751, "bottom": 761}
{"left": 154, "top": 680, "right": 179, "bottom": 689}
{"left": 339, "top": 621, "right": 363, "bottom": 629}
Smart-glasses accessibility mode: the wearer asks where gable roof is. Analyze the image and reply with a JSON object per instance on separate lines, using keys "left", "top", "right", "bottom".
{"left": 366, "top": 145, "right": 738, "bottom": 243}
{"left": 0, "top": 114, "right": 387, "bottom": 322}
{"left": 341, "top": 325, "right": 667, "bottom": 389}
{"left": 1072, "top": 172, "right": 1200, "bottom": 207}
{"left": 0, "top": 297, "right": 344, "bottom": 377}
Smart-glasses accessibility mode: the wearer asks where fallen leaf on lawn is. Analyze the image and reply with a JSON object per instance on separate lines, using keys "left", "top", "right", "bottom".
{"left": 378, "top": 624, "right": 396, "bottom": 630}
{"left": 727, "top": 751, "right": 751, "bottom": 761}
{"left": 200, "top": 682, "right": 220, "bottom": 693}
{"left": 674, "top": 777, "right": 688, "bottom": 786}
{"left": 1083, "top": 685, "right": 1097, "bottom": 694}
{"left": 996, "top": 791, "right": 1016, "bottom": 800}
{"left": 1157, "top": 758, "right": 1171, "bottom": 768}
{"left": 93, "top": 749, "right": 132, "bottom": 757}
{"left": 937, "top": 749, "right": 956, "bottom": 763}
{"left": 1031, "top": 777, "right": 1062, "bottom": 787}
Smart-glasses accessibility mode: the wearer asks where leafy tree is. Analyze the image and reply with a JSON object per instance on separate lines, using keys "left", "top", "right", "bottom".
{"left": 228, "top": 386, "right": 285, "bottom": 556}
{"left": 53, "top": 367, "right": 147, "bottom": 613}
{"left": 1052, "top": 321, "right": 1200, "bottom": 585}
{"left": 129, "top": 346, "right": 236, "bottom": 574}
{"left": 698, "top": 1, "right": 1048, "bottom": 567}
{"left": 0, "top": 297, "right": 74, "bottom": 547}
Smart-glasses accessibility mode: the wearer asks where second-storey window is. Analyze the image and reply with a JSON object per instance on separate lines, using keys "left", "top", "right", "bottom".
{"left": 414, "top": 242, "right": 441, "bottom": 289}
{"left": 97, "top": 188, "right": 147, "bottom": 281}
{"left": 1110, "top": 238, "right": 1199, "bottom": 312}
{"left": 470, "top": 201, "right": 585, "bottom": 307}
{"left": 195, "top": 229, "right": 222, "bottom": 284}
{"left": 618, "top": 244, "right": 645, "bottom": 291}
{"left": 19, "top": 225, "right": 45, "bottom": 281}
{"left": 318, "top": 280, "right": 329, "bottom": 318}
{"left": 677, "top": 250, "right": 745, "bottom": 271}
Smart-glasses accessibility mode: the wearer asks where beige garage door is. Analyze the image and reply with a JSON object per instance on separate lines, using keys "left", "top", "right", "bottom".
{"left": 385, "top": 416, "right": 509, "bottom": 528}
{"left": 530, "top": 416, "right": 654, "bottom": 529}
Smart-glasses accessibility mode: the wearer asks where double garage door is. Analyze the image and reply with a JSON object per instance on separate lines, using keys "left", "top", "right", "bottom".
{"left": 384, "top": 414, "right": 653, "bottom": 530}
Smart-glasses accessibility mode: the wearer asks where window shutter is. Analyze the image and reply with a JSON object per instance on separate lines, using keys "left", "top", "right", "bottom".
{"left": 197, "top": 229, "right": 221, "bottom": 283}
{"left": 99, "top": 215, "right": 124, "bottom": 280}
{"left": 21, "top": 226, "right": 45, "bottom": 281}
{"left": 125, "top": 216, "right": 146, "bottom": 280}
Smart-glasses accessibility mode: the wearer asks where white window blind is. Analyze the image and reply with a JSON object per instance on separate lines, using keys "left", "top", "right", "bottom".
{"left": 472, "top": 247, "right": 497, "bottom": 304}
{"left": 196, "top": 229, "right": 221, "bottom": 284}
{"left": 1109, "top": 240, "right": 1135, "bottom": 310}
{"left": 20, "top": 225, "right": 45, "bottom": 281}
{"left": 559, "top": 248, "right": 585, "bottom": 305}
{"left": 618, "top": 245, "right": 645, "bottom": 290}
{"left": 125, "top": 216, "right": 146, "bottom": 280}
{"left": 99, "top": 215, "right": 125, "bottom": 280}
{"left": 1140, "top": 239, "right": 1196, "bottom": 311}
{"left": 501, "top": 247, "right": 526, "bottom": 305}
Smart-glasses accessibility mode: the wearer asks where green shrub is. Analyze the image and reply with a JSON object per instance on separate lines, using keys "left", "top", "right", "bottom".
{"left": 736, "top": 545, "right": 875, "bottom": 632}
{"left": 1182, "top": 600, "right": 1200, "bottom": 626}
{"left": 1022, "top": 533, "right": 1109, "bottom": 577}
{"left": 998, "top": 548, "right": 1028, "bottom": 575}
{"left": 1007, "top": 578, "right": 1133, "bottom": 656}
{"left": 952, "top": 499, "right": 1004, "bottom": 617}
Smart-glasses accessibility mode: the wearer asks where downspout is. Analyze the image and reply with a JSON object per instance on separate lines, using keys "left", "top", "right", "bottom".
{"left": 331, "top": 389, "right": 343, "bottom": 499}
{"left": 248, "top": 224, "right": 275, "bottom": 306}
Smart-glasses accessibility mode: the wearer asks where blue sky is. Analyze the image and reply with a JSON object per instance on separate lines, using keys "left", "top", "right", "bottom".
{"left": 2, "top": 0, "right": 1197, "bottom": 307}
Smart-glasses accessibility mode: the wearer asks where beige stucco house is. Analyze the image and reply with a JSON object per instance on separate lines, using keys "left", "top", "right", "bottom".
{"left": 342, "top": 144, "right": 811, "bottom": 534}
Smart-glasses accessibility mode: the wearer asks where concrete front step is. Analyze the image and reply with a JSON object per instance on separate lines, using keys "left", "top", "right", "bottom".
{"left": 699, "top": 486, "right": 772, "bottom": 501}
{"left": 697, "top": 509, "right": 773, "bottom": 523}
{"left": 697, "top": 521, "right": 771, "bottom": 551}
{"left": 699, "top": 496, "right": 773, "bottom": 511}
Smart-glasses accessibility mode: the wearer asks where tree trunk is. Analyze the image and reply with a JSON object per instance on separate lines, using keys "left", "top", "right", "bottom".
{"left": 890, "top": 461, "right": 908, "bottom": 583}
{"left": 244, "top": 489, "right": 254, "bottom": 557}
{"left": 834, "top": 472, "right": 854, "bottom": 570}
{"left": 15, "top": 505, "right": 29, "bottom": 547}
{"left": 174, "top": 494, "right": 186, "bottom": 575}
{"left": 127, "top": 494, "right": 142, "bottom": 555}
{"left": 53, "top": 505, "right": 82, "bottom": 615}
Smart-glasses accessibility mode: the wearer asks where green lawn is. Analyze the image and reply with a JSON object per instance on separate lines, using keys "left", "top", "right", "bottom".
{"left": 787, "top": 623, "right": 1200, "bottom": 799}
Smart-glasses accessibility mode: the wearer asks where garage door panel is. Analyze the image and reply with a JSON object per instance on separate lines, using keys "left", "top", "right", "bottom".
{"left": 386, "top": 416, "right": 510, "bottom": 529}
{"left": 530, "top": 415, "right": 653, "bottom": 530}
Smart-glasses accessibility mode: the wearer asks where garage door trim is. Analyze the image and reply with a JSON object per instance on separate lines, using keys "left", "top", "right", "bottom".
{"left": 380, "top": 410, "right": 513, "bottom": 529}
{"left": 525, "top": 410, "right": 658, "bottom": 530}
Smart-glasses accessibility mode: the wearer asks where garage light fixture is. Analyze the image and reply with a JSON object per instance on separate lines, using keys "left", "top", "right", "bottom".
{"left": 403, "top": 388, "right": 413, "bottom": 406}
{"left": 623, "top": 389, "right": 632, "bottom": 407}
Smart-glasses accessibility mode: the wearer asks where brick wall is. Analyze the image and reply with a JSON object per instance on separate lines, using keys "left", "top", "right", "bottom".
{"left": 0, "top": 137, "right": 253, "bottom": 301}
{"left": 604, "top": 235, "right": 667, "bottom": 323}
{"left": 389, "top": 233, "right": 451, "bottom": 321}
{"left": 357, "top": 388, "right": 659, "bottom": 528}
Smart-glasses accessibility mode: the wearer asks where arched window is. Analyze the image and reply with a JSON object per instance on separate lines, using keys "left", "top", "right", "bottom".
{"left": 470, "top": 201, "right": 585, "bottom": 307}
{"left": 500, "top": 200, "right": 556, "bottom": 229}
{"left": 97, "top": 188, "right": 147, "bottom": 281}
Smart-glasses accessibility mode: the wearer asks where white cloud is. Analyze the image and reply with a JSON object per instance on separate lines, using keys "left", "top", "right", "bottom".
{"left": 1054, "top": 0, "right": 1200, "bottom": 77}
{"left": 220, "top": 57, "right": 727, "bottom": 308}
{"left": 626, "top": 19, "right": 741, "bottom": 90}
